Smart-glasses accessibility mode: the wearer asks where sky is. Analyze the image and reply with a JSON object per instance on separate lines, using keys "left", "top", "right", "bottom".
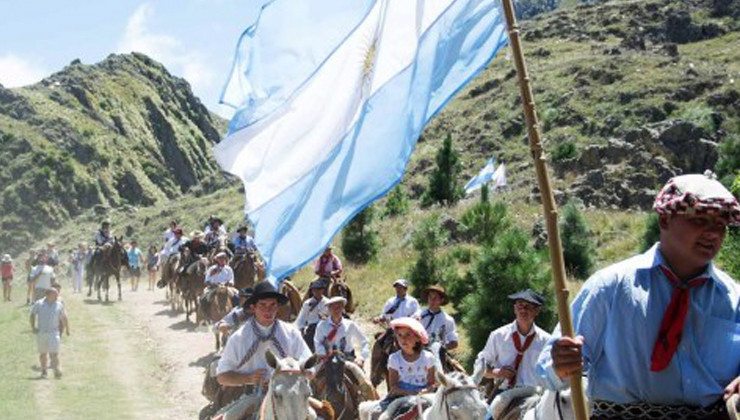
{"left": 0, "top": 0, "right": 270, "bottom": 118}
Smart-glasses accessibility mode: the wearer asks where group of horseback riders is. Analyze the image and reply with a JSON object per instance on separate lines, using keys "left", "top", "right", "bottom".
{"left": 198, "top": 172, "right": 740, "bottom": 420}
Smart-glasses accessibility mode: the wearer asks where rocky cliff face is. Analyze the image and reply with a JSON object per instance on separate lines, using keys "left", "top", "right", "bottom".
{"left": 0, "top": 53, "right": 227, "bottom": 253}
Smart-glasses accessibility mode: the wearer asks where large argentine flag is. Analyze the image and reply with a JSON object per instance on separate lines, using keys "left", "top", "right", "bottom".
{"left": 214, "top": 0, "right": 509, "bottom": 281}
{"left": 465, "top": 159, "right": 507, "bottom": 194}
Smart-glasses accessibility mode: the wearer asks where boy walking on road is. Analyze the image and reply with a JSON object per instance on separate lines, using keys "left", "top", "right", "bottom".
{"left": 30, "top": 287, "right": 70, "bottom": 379}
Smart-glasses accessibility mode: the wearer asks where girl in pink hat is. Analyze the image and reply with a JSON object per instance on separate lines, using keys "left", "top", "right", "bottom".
{"left": 375, "top": 317, "right": 438, "bottom": 413}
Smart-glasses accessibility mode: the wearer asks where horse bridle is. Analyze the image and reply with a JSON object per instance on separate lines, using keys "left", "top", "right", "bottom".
{"left": 440, "top": 384, "right": 479, "bottom": 419}
{"left": 260, "top": 369, "right": 313, "bottom": 420}
{"left": 533, "top": 390, "right": 565, "bottom": 420}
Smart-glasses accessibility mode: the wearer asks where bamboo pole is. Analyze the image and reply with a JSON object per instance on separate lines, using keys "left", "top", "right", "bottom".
{"left": 498, "top": 1, "right": 589, "bottom": 420}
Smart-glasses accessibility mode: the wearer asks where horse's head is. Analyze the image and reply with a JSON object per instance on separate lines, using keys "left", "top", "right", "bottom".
{"left": 324, "top": 350, "right": 347, "bottom": 394}
{"left": 534, "top": 377, "right": 590, "bottom": 420}
{"left": 431, "top": 371, "right": 488, "bottom": 420}
{"left": 209, "top": 285, "right": 234, "bottom": 320}
{"left": 265, "top": 350, "right": 319, "bottom": 419}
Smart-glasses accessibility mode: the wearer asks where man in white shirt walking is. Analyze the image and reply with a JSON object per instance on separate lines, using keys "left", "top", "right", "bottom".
{"left": 29, "top": 252, "right": 56, "bottom": 302}
{"left": 30, "top": 287, "right": 69, "bottom": 379}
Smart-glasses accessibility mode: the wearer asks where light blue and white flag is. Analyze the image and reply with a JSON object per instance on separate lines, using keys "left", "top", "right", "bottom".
{"left": 214, "top": 0, "right": 509, "bottom": 282}
{"left": 465, "top": 159, "right": 507, "bottom": 194}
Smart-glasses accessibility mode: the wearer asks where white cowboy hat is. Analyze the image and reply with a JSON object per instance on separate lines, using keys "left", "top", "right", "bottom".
{"left": 325, "top": 296, "right": 347, "bottom": 307}
{"left": 214, "top": 252, "right": 229, "bottom": 260}
{"left": 190, "top": 230, "right": 204, "bottom": 239}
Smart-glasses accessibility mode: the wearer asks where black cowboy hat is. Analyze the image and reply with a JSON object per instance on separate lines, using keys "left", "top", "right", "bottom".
{"left": 421, "top": 284, "right": 449, "bottom": 305}
{"left": 507, "top": 289, "right": 545, "bottom": 306}
{"left": 208, "top": 215, "right": 224, "bottom": 225}
{"left": 236, "top": 225, "right": 248, "bottom": 233}
{"left": 244, "top": 281, "right": 288, "bottom": 306}
{"left": 309, "top": 278, "right": 329, "bottom": 290}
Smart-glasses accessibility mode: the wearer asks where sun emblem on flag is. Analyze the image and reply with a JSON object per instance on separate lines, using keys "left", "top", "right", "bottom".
{"left": 362, "top": 36, "right": 378, "bottom": 84}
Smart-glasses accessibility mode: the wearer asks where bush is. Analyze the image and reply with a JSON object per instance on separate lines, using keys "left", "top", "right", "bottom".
{"left": 408, "top": 215, "right": 450, "bottom": 296}
{"left": 639, "top": 213, "right": 661, "bottom": 253}
{"left": 382, "top": 184, "right": 409, "bottom": 218}
{"left": 422, "top": 133, "right": 464, "bottom": 207}
{"left": 551, "top": 140, "right": 578, "bottom": 162}
{"left": 459, "top": 184, "right": 511, "bottom": 246}
{"left": 461, "top": 227, "right": 555, "bottom": 361}
{"left": 717, "top": 227, "right": 740, "bottom": 280}
{"left": 560, "top": 202, "right": 595, "bottom": 279}
{"left": 716, "top": 134, "right": 740, "bottom": 188}
{"left": 340, "top": 205, "right": 380, "bottom": 264}
{"left": 516, "top": 0, "right": 559, "bottom": 20}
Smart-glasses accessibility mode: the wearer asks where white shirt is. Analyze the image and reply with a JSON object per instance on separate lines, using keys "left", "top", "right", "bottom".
{"left": 162, "top": 228, "right": 175, "bottom": 242}
{"left": 204, "top": 225, "right": 227, "bottom": 236}
{"left": 30, "top": 265, "right": 55, "bottom": 290}
{"left": 31, "top": 298, "right": 66, "bottom": 334}
{"left": 420, "top": 308, "right": 458, "bottom": 346}
{"left": 388, "top": 349, "right": 437, "bottom": 388}
{"left": 380, "top": 295, "right": 421, "bottom": 321}
{"left": 217, "top": 319, "right": 310, "bottom": 376}
{"left": 314, "top": 317, "right": 370, "bottom": 359}
{"left": 295, "top": 296, "right": 329, "bottom": 329}
{"left": 477, "top": 322, "right": 550, "bottom": 388}
{"left": 162, "top": 236, "right": 187, "bottom": 257}
{"left": 218, "top": 307, "right": 251, "bottom": 329}
{"left": 205, "top": 265, "right": 234, "bottom": 285}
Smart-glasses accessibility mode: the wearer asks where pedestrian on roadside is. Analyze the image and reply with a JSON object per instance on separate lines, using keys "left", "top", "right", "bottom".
{"left": 1, "top": 254, "right": 14, "bottom": 302}
{"left": 146, "top": 244, "right": 159, "bottom": 291}
{"left": 127, "top": 241, "right": 143, "bottom": 292}
{"left": 71, "top": 243, "right": 86, "bottom": 293}
{"left": 30, "top": 287, "right": 69, "bottom": 379}
{"left": 29, "top": 252, "right": 55, "bottom": 303}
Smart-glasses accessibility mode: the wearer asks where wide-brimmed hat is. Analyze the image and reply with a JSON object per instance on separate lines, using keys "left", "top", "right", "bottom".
{"left": 214, "top": 251, "right": 229, "bottom": 261}
{"left": 1, "top": 254, "right": 11, "bottom": 263}
{"left": 209, "top": 215, "right": 224, "bottom": 225}
{"left": 101, "top": 220, "right": 111, "bottom": 227}
{"left": 325, "top": 296, "right": 347, "bottom": 307}
{"left": 393, "top": 279, "right": 409, "bottom": 289}
{"left": 45, "top": 287, "right": 59, "bottom": 295}
{"left": 391, "top": 317, "right": 429, "bottom": 345}
{"left": 236, "top": 225, "right": 248, "bottom": 233}
{"left": 507, "top": 289, "right": 545, "bottom": 306}
{"left": 654, "top": 171, "right": 740, "bottom": 225}
{"left": 421, "top": 285, "right": 449, "bottom": 305}
{"left": 190, "top": 230, "right": 204, "bottom": 239}
{"left": 244, "top": 281, "right": 289, "bottom": 306}
{"left": 309, "top": 278, "right": 329, "bottom": 290}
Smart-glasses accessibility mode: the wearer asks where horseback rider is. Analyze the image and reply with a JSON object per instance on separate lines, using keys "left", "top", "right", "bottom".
{"left": 295, "top": 278, "right": 330, "bottom": 352}
{"left": 217, "top": 281, "right": 311, "bottom": 412}
{"left": 204, "top": 215, "right": 227, "bottom": 249}
{"left": 216, "top": 288, "right": 254, "bottom": 336}
{"left": 477, "top": 289, "right": 550, "bottom": 420}
{"left": 200, "top": 252, "right": 237, "bottom": 316}
{"left": 420, "top": 285, "right": 459, "bottom": 351}
{"left": 314, "top": 296, "right": 369, "bottom": 368}
{"left": 89, "top": 220, "right": 114, "bottom": 275}
{"left": 177, "top": 230, "right": 209, "bottom": 275}
{"left": 373, "top": 279, "right": 421, "bottom": 324}
{"left": 157, "top": 227, "right": 186, "bottom": 288}
{"left": 314, "top": 245, "right": 343, "bottom": 279}
{"left": 539, "top": 172, "right": 740, "bottom": 420}
{"left": 230, "top": 225, "right": 257, "bottom": 263}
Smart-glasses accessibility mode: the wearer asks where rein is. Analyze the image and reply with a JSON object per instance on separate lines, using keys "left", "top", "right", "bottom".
{"left": 534, "top": 390, "right": 565, "bottom": 420}
{"left": 260, "top": 369, "right": 310, "bottom": 420}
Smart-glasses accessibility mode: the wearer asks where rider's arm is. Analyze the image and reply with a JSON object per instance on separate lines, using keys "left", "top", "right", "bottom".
{"left": 294, "top": 302, "right": 309, "bottom": 329}
{"left": 349, "top": 322, "right": 370, "bottom": 360}
{"left": 313, "top": 322, "right": 328, "bottom": 357}
{"left": 445, "top": 316, "right": 459, "bottom": 350}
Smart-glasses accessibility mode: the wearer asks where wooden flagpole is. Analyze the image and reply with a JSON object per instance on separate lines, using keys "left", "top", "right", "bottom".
{"left": 498, "top": 1, "right": 589, "bottom": 420}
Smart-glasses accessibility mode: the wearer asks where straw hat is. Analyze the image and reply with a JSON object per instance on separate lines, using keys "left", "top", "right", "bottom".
{"left": 421, "top": 284, "right": 449, "bottom": 305}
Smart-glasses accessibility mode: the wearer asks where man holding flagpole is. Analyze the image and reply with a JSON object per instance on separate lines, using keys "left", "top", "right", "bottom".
{"left": 537, "top": 172, "right": 740, "bottom": 419}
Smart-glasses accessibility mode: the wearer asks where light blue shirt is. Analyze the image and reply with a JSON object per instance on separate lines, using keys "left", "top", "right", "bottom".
{"left": 536, "top": 244, "right": 740, "bottom": 407}
{"left": 127, "top": 248, "right": 142, "bottom": 268}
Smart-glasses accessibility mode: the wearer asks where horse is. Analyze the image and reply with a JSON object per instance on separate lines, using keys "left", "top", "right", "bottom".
{"left": 276, "top": 279, "right": 303, "bottom": 322}
{"left": 178, "top": 247, "right": 206, "bottom": 322}
{"left": 159, "top": 252, "right": 182, "bottom": 311}
{"left": 90, "top": 237, "right": 127, "bottom": 302}
{"left": 312, "top": 351, "right": 378, "bottom": 420}
{"left": 212, "top": 350, "right": 333, "bottom": 420}
{"left": 231, "top": 250, "right": 265, "bottom": 290}
{"left": 328, "top": 278, "right": 355, "bottom": 314}
{"left": 423, "top": 371, "right": 487, "bottom": 419}
{"left": 202, "top": 284, "right": 236, "bottom": 351}
{"left": 370, "top": 327, "right": 398, "bottom": 387}
{"left": 489, "top": 378, "right": 590, "bottom": 420}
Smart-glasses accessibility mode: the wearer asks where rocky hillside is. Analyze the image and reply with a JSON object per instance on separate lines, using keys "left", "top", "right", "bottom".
{"left": 0, "top": 53, "right": 228, "bottom": 253}
{"left": 410, "top": 0, "right": 740, "bottom": 208}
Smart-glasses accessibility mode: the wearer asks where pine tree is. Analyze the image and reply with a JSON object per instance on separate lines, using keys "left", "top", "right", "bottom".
{"left": 560, "top": 202, "right": 596, "bottom": 279}
{"left": 340, "top": 205, "right": 380, "bottom": 264}
{"left": 407, "top": 214, "right": 449, "bottom": 297}
{"left": 459, "top": 184, "right": 511, "bottom": 246}
{"left": 382, "top": 184, "right": 410, "bottom": 218}
{"left": 423, "top": 133, "right": 463, "bottom": 207}
{"left": 461, "top": 227, "right": 555, "bottom": 360}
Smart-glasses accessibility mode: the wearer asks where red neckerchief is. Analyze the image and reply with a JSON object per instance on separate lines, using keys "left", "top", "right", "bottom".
{"left": 650, "top": 265, "right": 707, "bottom": 372}
{"left": 510, "top": 328, "right": 536, "bottom": 386}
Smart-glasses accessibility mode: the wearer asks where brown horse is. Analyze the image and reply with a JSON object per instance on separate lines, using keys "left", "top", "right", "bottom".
{"left": 328, "top": 278, "right": 355, "bottom": 314}
{"left": 231, "top": 250, "right": 264, "bottom": 290}
{"left": 312, "top": 351, "right": 378, "bottom": 420}
{"left": 277, "top": 279, "right": 303, "bottom": 322}
{"left": 203, "top": 284, "right": 235, "bottom": 351}
{"left": 177, "top": 247, "right": 206, "bottom": 323}
{"left": 370, "top": 327, "right": 399, "bottom": 388}
{"left": 90, "top": 237, "right": 128, "bottom": 302}
{"left": 159, "top": 253, "right": 181, "bottom": 311}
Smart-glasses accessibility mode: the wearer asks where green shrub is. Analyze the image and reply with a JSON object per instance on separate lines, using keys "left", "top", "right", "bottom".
{"left": 639, "top": 213, "right": 661, "bottom": 253}
{"left": 382, "top": 184, "right": 409, "bottom": 218}
{"left": 459, "top": 184, "right": 511, "bottom": 246}
{"left": 408, "top": 214, "right": 450, "bottom": 297}
{"left": 560, "top": 202, "right": 595, "bottom": 279}
{"left": 717, "top": 227, "right": 740, "bottom": 280}
{"left": 461, "top": 227, "right": 555, "bottom": 362}
{"left": 716, "top": 134, "right": 740, "bottom": 187}
{"left": 551, "top": 140, "right": 578, "bottom": 162}
{"left": 340, "top": 205, "right": 380, "bottom": 264}
{"left": 678, "top": 104, "right": 719, "bottom": 133}
{"left": 422, "top": 133, "right": 464, "bottom": 207}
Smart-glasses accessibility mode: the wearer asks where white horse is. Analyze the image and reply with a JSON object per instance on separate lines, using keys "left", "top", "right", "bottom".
{"left": 489, "top": 378, "right": 590, "bottom": 420}
{"left": 358, "top": 371, "right": 486, "bottom": 420}
{"left": 213, "top": 350, "right": 321, "bottom": 420}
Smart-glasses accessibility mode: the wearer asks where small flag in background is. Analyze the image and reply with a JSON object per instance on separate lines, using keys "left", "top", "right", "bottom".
{"left": 214, "top": 0, "right": 509, "bottom": 283}
{"left": 465, "top": 158, "right": 507, "bottom": 195}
